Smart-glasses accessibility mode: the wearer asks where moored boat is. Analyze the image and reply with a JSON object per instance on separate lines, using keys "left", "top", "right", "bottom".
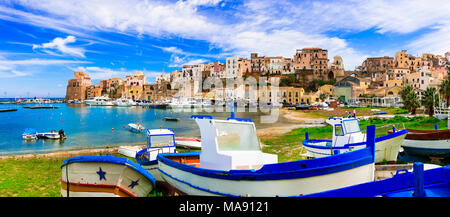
{"left": 135, "top": 129, "right": 177, "bottom": 186}
{"left": 128, "top": 123, "right": 145, "bottom": 133}
{"left": 163, "top": 117, "right": 180, "bottom": 121}
{"left": 84, "top": 96, "right": 114, "bottom": 106}
{"left": 37, "top": 129, "right": 66, "bottom": 139}
{"left": 175, "top": 137, "right": 201, "bottom": 149}
{"left": 60, "top": 155, "right": 156, "bottom": 197}
{"left": 156, "top": 114, "right": 377, "bottom": 197}
{"left": 302, "top": 117, "right": 407, "bottom": 163}
{"left": 402, "top": 128, "right": 450, "bottom": 158}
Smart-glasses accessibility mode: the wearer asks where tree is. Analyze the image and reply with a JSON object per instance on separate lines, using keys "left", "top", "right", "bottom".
{"left": 421, "top": 87, "right": 438, "bottom": 117}
{"left": 400, "top": 85, "right": 420, "bottom": 114}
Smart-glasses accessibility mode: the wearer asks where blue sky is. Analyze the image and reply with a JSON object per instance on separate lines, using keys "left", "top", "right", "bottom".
{"left": 0, "top": 0, "right": 449, "bottom": 97}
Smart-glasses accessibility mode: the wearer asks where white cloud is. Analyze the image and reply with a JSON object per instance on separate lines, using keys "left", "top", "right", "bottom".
{"left": 0, "top": 58, "right": 90, "bottom": 78}
{"left": 32, "top": 35, "right": 85, "bottom": 58}
{"left": 2, "top": 0, "right": 450, "bottom": 70}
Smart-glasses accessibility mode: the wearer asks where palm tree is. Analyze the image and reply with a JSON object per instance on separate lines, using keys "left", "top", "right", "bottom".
{"left": 400, "top": 85, "right": 420, "bottom": 114}
{"left": 421, "top": 87, "right": 438, "bottom": 117}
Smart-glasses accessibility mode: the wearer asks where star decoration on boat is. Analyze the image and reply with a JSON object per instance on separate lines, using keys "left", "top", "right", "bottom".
{"left": 128, "top": 179, "right": 139, "bottom": 189}
{"left": 97, "top": 167, "right": 106, "bottom": 181}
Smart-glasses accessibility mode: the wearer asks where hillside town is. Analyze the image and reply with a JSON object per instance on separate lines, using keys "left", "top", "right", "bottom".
{"left": 65, "top": 48, "right": 450, "bottom": 108}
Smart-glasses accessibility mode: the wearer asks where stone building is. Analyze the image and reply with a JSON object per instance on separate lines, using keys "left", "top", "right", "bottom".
{"left": 294, "top": 48, "right": 331, "bottom": 81}
{"left": 65, "top": 72, "right": 92, "bottom": 100}
{"left": 360, "top": 56, "right": 394, "bottom": 74}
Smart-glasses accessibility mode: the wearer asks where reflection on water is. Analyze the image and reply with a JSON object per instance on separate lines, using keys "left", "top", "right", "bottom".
{"left": 0, "top": 103, "right": 285, "bottom": 155}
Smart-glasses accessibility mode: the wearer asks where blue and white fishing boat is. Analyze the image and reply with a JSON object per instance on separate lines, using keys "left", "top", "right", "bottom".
{"left": 22, "top": 128, "right": 38, "bottom": 140}
{"left": 135, "top": 129, "right": 177, "bottom": 186}
{"left": 302, "top": 117, "right": 407, "bottom": 163}
{"left": 302, "top": 162, "right": 450, "bottom": 197}
{"left": 60, "top": 155, "right": 156, "bottom": 197}
{"left": 156, "top": 113, "right": 378, "bottom": 197}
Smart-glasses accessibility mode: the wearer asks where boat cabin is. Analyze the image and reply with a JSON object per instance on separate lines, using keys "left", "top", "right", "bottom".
{"left": 136, "top": 129, "right": 177, "bottom": 163}
{"left": 326, "top": 117, "right": 366, "bottom": 147}
{"left": 192, "top": 115, "right": 278, "bottom": 171}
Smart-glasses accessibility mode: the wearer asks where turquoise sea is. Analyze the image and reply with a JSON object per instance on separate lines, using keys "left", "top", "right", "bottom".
{"left": 0, "top": 103, "right": 291, "bottom": 155}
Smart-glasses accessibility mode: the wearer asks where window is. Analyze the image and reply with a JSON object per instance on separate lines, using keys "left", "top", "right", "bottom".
{"left": 335, "top": 125, "right": 344, "bottom": 136}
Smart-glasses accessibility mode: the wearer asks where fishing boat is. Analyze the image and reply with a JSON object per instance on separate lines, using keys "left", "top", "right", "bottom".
{"left": 22, "top": 128, "right": 38, "bottom": 140}
{"left": 128, "top": 123, "right": 145, "bottom": 133}
{"left": 175, "top": 137, "right": 202, "bottom": 149}
{"left": 60, "top": 155, "right": 156, "bottom": 197}
{"left": 135, "top": 129, "right": 177, "bottom": 186}
{"left": 84, "top": 96, "right": 114, "bottom": 106}
{"left": 302, "top": 162, "right": 450, "bottom": 197}
{"left": 302, "top": 117, "right": 407, "bottom": 163}
{"left": 401, "top": 127, "right": 450, "bottom": 158}
{"left": 118, "top": 145, "right": 145, "bottom": 158}
{"left": 156, "top": 114, "right": 377, "bottom": 197}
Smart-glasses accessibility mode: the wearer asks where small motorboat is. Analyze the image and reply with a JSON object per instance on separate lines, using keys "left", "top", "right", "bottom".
{"left": 61, "top": 155, "right": 156, "bottom": 197}
{"left": 37, "top": 129, "right": 66, "bottom": 139}
{"left": 302, "top": 117, "right": 407, "bottom": 163}
{"left": 175, "top": 137, "right": 201, "bottom": 149}
{"left": 128, "top": 123, "right": 145, "bottom": 133}
{"left": 163, "top": 117, "right": 180, "bottom": 121}
{"left": 22, "top": 128, "right": 38, "bottom": 140}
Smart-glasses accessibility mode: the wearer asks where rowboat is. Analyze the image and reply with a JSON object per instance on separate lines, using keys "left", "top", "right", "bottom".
{"left": 303, "top": 162, "right": 449, "bottom": 197}
{"left": 128, "top": 123, "right": 145, "bottom": 133}
{"left": 402, "top": 128, "right": 450, "bottom": 158}
{"left": 156, "top": 114, "right": 377, "bottom": 197}
{"left": 135, "top": 129, "right": 177, "bottom": 186}
{"left": 175, "top": 137, "right": 201, "bottom": 149}
{"left": 302, "top": 117, "right": 407, "bottom": 163}
{"left": 60, "top": 155, "right": 156, "bottom": 197}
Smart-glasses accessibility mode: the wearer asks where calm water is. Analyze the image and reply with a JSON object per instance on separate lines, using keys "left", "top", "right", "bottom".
{"left": 0, "top": 103, "right": 292, "bottom": 155}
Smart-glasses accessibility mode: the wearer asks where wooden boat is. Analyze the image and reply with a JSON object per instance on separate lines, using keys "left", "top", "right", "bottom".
{"left": 303, "top": 162, "right": 450, "bottom": 197}
{"left": 402, "top": 128, "right": 450, "bottom": 157}
{"left": 156, "top": 115, "right": 377, "bottom": 197}
{"left": 175, "top": 137, "right": 201, "bottom": 149}
{"left": 23, "top": 106, "right": 59, "bottom": 109}
{"left": 302, "top": 117, "right": 407, "bottom": 163}
{"left": 22, "top": 128, "right": 38, "bottom": 140}
{"left": 60, "top": 155, "right": 156, "bottom": 197}
{"left": 135, "top": 129, "right": 177, "bottom": 186}
{"left": 163, "top": 117, "right": 180, "bottom": 121}
{"left": 128, "top": 123, "right": 145, "bottom": 133}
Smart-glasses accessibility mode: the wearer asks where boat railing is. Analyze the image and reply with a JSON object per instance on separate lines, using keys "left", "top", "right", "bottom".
{"left": 359, "top": 123, "right": 406, "bottom": 139}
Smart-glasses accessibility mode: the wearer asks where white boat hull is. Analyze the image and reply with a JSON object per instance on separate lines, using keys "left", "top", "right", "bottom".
{"left": 158, "top": 160, "right": 374, "bottom": 196}
{"left": 304, "top": 134, "right": 406, "bottom": 163}
{"left": 402, "top": 139, "right": 450, "bottom": 157}
{"left": 61, "top": 160, "right": 154, "bottom": 197}
{"left": 22, "top": 134, "right": 37, "bottom": 140}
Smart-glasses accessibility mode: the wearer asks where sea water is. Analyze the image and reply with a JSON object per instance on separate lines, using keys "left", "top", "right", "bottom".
{"left": 0, "top": 103, "right": 288, "bottom": 155}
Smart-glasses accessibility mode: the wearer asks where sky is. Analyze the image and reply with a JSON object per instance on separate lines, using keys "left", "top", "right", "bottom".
{"left": 0, "top": 0, "right": 449, "bottom": 97}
